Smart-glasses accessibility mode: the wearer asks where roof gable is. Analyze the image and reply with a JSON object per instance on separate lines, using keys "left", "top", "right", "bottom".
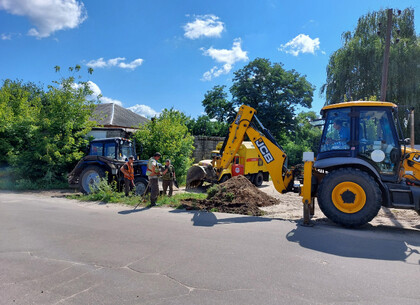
{"left": 91, "top": 103, "right": 149, "bottom": 128}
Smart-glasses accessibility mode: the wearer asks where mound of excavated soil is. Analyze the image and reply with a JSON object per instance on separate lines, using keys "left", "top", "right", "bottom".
{"left": 180, "top": 175, "right": 279, "bottom": 216}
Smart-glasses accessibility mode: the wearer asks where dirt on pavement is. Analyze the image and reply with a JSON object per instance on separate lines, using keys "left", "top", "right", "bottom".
{"left": 179, "top": 175, "right": 279, "bottom": 216}
{"left": 181, "top": 176, "right": 419, "bottom": 231}
{"left": 11, "top": 176, "right": 419, "bottom": 231}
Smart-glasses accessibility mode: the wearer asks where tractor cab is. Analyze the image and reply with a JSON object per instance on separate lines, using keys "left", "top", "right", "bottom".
{"left": 318, "top": 101, "right": 402, "bottom": 182}
{"left": 88, "top": 138, "right": 137, "bottom": 161}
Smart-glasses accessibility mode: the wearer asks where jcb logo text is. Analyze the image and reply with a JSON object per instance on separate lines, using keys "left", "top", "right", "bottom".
{"left": 256, "top": 139, "right": 274, "bottom": 164}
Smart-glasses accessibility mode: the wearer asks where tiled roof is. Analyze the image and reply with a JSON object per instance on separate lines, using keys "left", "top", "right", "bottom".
{"left": 91, "top": 103, "right": 149, "bottom": 128}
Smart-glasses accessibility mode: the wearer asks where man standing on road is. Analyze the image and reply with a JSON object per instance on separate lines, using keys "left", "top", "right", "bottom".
{"left": 147, "top": 152, "right": 161, "bottom": 206}
{"left": 120, "top": 156, "right": 135, "bottom": 196}
{"left": 162, "top": 159, "right": 175, "bottom": 197}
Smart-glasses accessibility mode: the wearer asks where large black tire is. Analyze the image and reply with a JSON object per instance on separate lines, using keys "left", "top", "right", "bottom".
{"left": 219, "top": 174, "right": 230, "bottom": 183}
{"left": 79, "top": 166, "right": 106, "bottom": 194}
{"left": 253, "top": 172, "right": 264, "bottom": 187}
{"left": 134, "top": 177, "right": 148, "bottom": 196}
{"left": 317, "top": 168, "right": 382, "bottom": 227}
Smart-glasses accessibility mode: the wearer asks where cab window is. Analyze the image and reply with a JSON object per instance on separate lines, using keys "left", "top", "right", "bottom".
{"left": 320, "top": 108, "right": 351, "bottom": 152}
{"left": 358, "top": 109, "right": 398, "bottom": 174}
{"left": 104, "top": 143, "right": 116, "bottom": 159}
{"left": 90, "top": 143, "right": 103, "bottom": 156}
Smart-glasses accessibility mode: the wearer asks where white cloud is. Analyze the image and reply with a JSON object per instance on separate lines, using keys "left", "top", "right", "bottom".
{"left": 86, "top": 57, "right": 144, "bottom": 70}
{"left": 201, "top": 39, "right": 248, "bottom": 81}
{"left": 118, "top": 58, "right": 144, "bottom": 69}
{"left": 278, "top": 34, "right": 320, "bottom": 56}
{"left": 0, "top": 0, "right": 87, "bottom": 38}
{"left": 100, "top": 96, "right": 123, "bottom": 107}
{"left": 184, "top": 14, "right": 224, "bottom": 39}
{"left": 1, "top": 33, "right": 11, "bottom": 40}
{"left": 128, "top": 104, "right": 159, "bottom": 119}
{"left": 73, "top": 81, "right": 123, "bottom": 106}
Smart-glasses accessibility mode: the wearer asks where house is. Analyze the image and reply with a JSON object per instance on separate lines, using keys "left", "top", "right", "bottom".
{"left": 88, "top": 103, "right": 149, "bottom": 139}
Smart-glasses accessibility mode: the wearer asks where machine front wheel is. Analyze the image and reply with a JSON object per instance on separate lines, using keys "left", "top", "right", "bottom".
{"left": 317, "top": 168, "right": 382, "bottom": 227}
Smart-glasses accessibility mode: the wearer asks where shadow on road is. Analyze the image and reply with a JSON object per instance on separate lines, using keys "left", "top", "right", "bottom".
{"left": 118, "top": 206, "right": 151, "bottom": 215}
{"left": 170, "top": 209, "right": 272, "bottom": 227}
{"left": 286, "top": 223, "right": 420, "bottom": 263}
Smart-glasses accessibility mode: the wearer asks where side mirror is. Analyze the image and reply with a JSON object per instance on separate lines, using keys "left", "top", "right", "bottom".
{"left": 404, "top": 138, "right": 411, "bottom": 145}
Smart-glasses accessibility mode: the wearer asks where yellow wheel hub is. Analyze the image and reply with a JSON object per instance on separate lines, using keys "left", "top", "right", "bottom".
{"left": 331, "top": 182, "right": 366, "bottom": 213}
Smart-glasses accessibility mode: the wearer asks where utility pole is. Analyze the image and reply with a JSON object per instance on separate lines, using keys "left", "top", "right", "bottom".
{"left": 380, "top": 9, "right": 393, "bottom": 101}
{"left": 411, "top": 108, "right": 415, "bottom": 149}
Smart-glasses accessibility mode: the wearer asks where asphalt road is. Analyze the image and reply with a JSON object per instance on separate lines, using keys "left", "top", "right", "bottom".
{"left": 1, "top": 192, "right": 420, "bottom": 305}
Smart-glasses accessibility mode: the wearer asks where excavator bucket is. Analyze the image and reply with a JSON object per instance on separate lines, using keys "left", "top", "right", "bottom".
{"left": 186, "top": 164, "right": 218, "bottom": 188}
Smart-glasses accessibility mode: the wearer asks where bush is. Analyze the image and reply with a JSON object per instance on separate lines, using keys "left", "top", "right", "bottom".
{"left": 133, "top": 108, "right": 195, "bottom": 185}
{"left": 225, "top": 192, "right": 235, "bottom": 202}
{"left": 207, "top": 184, "right": 219, "bottom": 199}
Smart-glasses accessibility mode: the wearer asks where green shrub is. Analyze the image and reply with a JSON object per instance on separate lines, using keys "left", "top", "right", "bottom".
{"left": 207, "top": 184, "right": 219, "bottom": 199}
{"left": 225, "top": 192, "right": 235, "bottom": 202}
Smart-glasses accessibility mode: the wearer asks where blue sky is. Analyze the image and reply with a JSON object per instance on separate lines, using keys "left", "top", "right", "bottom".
{"left": 1, "top": 0, "right": 419, "bottom": 119}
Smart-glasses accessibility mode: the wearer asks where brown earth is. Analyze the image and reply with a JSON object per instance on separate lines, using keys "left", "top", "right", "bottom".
{"left": 181, "top": 178, "right": 420, "bottom": 231}
{"left": 179, "top": 175, "right": 279, "bottom": 216}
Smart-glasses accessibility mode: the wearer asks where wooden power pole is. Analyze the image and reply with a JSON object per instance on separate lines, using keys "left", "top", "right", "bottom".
{"left": 380, "top": 9, "right": 393, "bottom": 101}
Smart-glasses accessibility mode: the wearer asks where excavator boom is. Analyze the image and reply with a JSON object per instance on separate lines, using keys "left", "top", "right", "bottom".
{"left": 187, "top": 105, "right": 294, "bottom": 194}
{"left": 217, "top": 105, "right": 294, "bottom": 193}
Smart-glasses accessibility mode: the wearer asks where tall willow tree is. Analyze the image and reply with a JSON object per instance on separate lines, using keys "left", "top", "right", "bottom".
{"left": 322, "top": 8, "right": 420, "bottom": 104}
{"left": 322, "top": 8, "right": 420, "bottom": 140}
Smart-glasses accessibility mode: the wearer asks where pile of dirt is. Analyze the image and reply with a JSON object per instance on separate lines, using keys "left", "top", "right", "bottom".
{"left": 180, "top": 175, "right": 280, "bottom": 216}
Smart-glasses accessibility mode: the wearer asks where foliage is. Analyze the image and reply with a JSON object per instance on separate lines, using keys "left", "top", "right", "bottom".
{"left": 0, "top": 67, "right": 96, "bottom": 187}
{"left": 230, "top": 58, "right": 314, "bottom": 140}
{"left": 202, "top": 85, "right": 235, "bottom": 122}
{"left": 69, "top": 190, "right": 207, "bottom": 208}
{"left": 207, "top": 184, "right": 219, "bottom": 199}
{"left": 225, "top": 192, "right": 235, "bottom": 202}
{"left": 283, "top": 111, "right": 322, "bottom": 165}
{"left": 158, "top": 192, "right": 207, "bottom": 207}
{"left": 133, "top": 108, "right": 195, "bottom": 183}
{"left": 186, "top": 115, "right": 228, "bottom": 136}
{"left": 321, "top": 8, "right": 420, "bottom": 140}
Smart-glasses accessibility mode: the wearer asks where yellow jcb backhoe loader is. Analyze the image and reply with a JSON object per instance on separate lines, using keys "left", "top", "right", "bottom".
{"left": 187, "top": 102, "right": 420, "bottom": 227}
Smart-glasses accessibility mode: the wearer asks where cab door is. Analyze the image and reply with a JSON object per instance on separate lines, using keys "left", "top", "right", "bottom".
{"left": 356, "top": 107, "right": 400, "bottom": 180}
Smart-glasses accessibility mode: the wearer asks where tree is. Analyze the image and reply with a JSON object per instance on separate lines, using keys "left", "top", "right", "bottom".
{"left": 282, "top": 111, "right": 322, "bottom": 165}
{"left": 230, "top": 58, "right": 314, "bottom": 140}
{"left": 186, "top": 115, "right": 228, "bottom": 137}
{"left": 0, "top": 67, "right": 96, "bottom": 187}
{"left": 133, "top": 109, "right": 195, "bottom": 183}
{"left": 202, "top": 85, "right": 235, "bottom": 122}
{"left": 321, "top": 8, "right": 420, "bottom": 139}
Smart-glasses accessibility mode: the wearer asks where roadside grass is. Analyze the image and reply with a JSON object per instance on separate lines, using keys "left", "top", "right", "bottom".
{"left": 0, "top": 168, "right": 69, "bottom": 190}
{"left": 68, "top": 191, "right": 207, "bottom": 209}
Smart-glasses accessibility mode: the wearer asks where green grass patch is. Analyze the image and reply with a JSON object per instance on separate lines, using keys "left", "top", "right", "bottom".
{"left": 67, "top": 190, "right": 207, "bottom": 209}
{"left": 0, "top": 167, "right": 69, "bottom": 190}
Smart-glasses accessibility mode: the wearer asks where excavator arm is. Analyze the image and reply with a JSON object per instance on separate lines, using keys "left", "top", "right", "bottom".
{"left": 216, "top": 105, "right": 294, "bottom": 194}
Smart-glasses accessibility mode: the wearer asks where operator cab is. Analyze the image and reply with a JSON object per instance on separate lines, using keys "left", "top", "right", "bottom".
{"left": 318, "top": 101, "right": 401, "bottom": 181}
{"left": 88, "top": 138, "right": 137, "bottom": 161}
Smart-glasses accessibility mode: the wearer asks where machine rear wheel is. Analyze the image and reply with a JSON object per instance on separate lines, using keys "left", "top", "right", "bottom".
{"left": 134, "top": 177, "right": 148, "bottom": 196}
{"left": 79, "top": 166, "right": 106, "bottom": 194}
{"left": 219, "top": 175, "right": 230, "bottom": 183}
{"left": 317, "top": 168, "right": 382, "bottom": 227}
{"left": 253, "top": 172, "right": 264, "bottom": 187}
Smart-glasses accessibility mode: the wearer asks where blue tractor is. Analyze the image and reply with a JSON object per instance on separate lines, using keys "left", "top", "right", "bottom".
{"left": 68, "top": 137, "right": 149, "bottom": 195}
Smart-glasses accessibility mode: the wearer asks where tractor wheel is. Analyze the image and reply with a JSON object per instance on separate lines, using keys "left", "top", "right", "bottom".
{"left": 253, "top": 172, "right": 264, "bottom": 187}
{"left": 317, "top": 168, "right": 382, "bottom": 227}
{"left": 219, "top": 175, "right": 230, "bottom": 183}
{"left": 134, "top": 177, "right": 148, "bottom": 196}
{"left": 79, "top": 166, "right": 106, "bottom": 194}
